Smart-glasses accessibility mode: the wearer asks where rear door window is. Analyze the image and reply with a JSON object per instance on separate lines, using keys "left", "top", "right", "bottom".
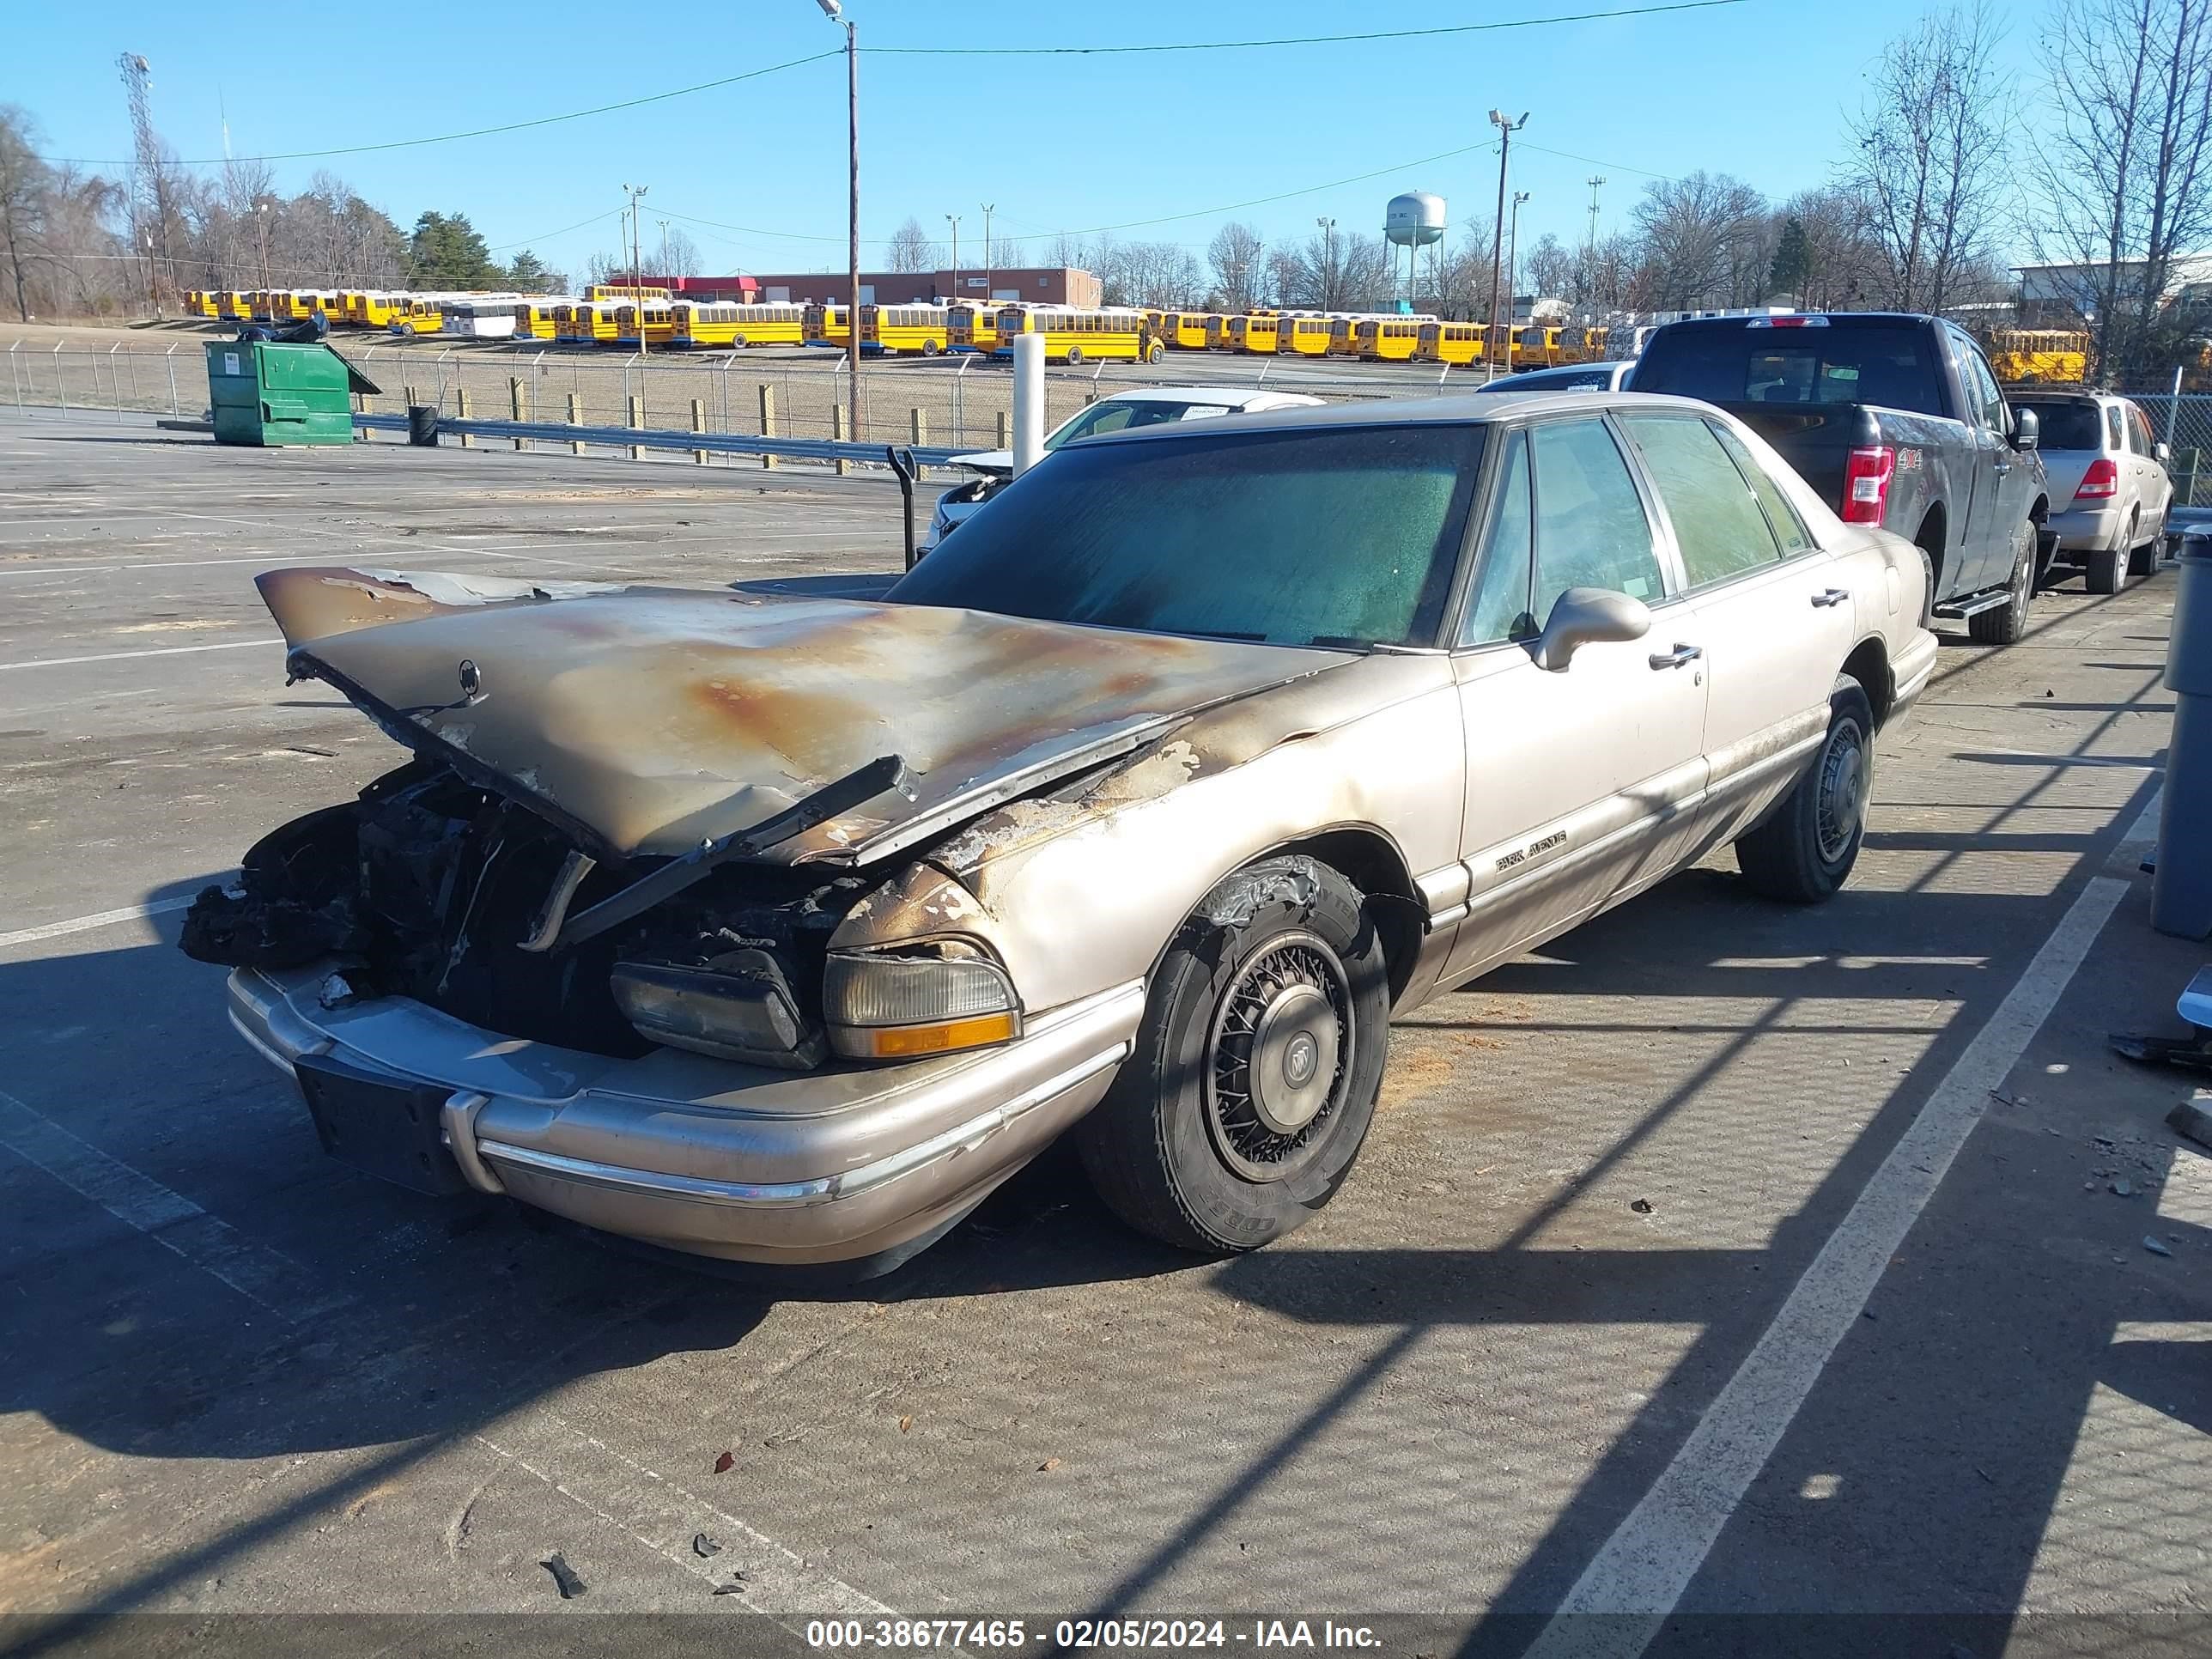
{"left": 2016, "top": 401, "right": 2106, "bottom": 452}
{"left": 1620, "top": 413, "right": 1782, "bottom": 588}
{"left": 2126, "top": 406, "right": 2154, "bottom": 456}
{"left": 1708, "top": 422, "right": 1814, "bottom": 556}
{"left": 1528, "top": 419, "right": 1664, "bottom": 619}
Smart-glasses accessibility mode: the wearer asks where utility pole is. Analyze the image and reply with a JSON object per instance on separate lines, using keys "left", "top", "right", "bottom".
{"left": 254, "top": 199, "right": 270, "bottom": 295}
{"left": 1585, "top": 175, "right": 1606, "bottom": 255}
{"left": 981, "top": 203, "right": 994, "bottom": 301}
{"left": 817, "top": 0, "right": 861, "bottom": 447}
{"left": 1486, "top": 109, "right": 1528, "bottom": 382}
{"left": 945, "top": 214, "right": 961, "bottom": 302}
{"left": 658, "top": 218, "right": 670, "bottom": 276}
{"left": 623, "top": 182, "right": 649, "bottom": 355}
{"left": 118, "top": 52, "right": 168, "bottom": 317}
{"left": 1316, "top": 216, "right": 1336, "bottom": 307}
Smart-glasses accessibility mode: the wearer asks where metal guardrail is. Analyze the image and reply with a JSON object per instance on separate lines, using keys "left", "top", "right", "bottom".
{"left": 351, "top": 410, "right": 975, "bottom": 468}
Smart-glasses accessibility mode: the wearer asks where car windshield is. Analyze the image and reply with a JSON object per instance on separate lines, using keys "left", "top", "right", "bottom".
{"left": 2013, "top": 399, "right": 2105, "bottom": 451}
{"left": 889, "top": 423, "right": 1484, "bottom": 647}
{"left": 1634, "top": 325, "right": 1942, "bottom": 415}
{"left": 1045, "top": 398, "right": 1228, "bottom": 450}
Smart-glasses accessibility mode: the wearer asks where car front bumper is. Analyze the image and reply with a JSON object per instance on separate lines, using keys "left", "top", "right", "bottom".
{"left": 228, "top": 964, "right": 1142, "bottom": 1267}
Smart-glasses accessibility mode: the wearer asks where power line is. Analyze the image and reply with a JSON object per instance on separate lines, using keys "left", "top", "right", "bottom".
{"left": 40, "top": 3, "right": 1745, "bottom": 170}
{"left": 872, "top": 0, "right": 1748, "bottom": 55}
{"left": 39, "top": 51, "right": 840, "bottom": 168}
{"left": 485, "top": 208, "right": 625, "bottom": 255}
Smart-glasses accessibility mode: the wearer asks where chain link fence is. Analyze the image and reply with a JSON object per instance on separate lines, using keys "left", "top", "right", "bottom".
{"left": 2119, "top": 387, "right": 2212, "bottom": 508}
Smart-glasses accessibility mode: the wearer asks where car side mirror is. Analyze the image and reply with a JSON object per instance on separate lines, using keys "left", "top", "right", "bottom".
{"left": 1533, "top": 586, "right": 1651, "bottom": 672}
{"left": 2157, "top": 441, "right": 2172, "bottom": 466}
{"left": 2011, "top": 407, "right": 2039, "bottom": 452}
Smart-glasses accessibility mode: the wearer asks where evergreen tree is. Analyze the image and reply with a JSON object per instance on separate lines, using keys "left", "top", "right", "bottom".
{"left": 407, "top": 211, "right": 501, "bottom": 288}
{"left": 1767, "top": 216, "right": 1812, "bottom": 300}
{"left": 504, "top": 249, "right": 566, "bottom": 293}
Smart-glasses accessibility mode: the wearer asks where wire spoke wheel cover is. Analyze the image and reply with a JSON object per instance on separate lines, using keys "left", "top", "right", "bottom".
{"left": 1814, "top": 719, "right": 1868, "bottom": 863}
{"left": 1204, "top": 930, "right": 1352, "bottom": 1182}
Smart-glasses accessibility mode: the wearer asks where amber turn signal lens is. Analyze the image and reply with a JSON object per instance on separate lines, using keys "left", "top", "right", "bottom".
{"left": 861, "top": 1012, "right": 1020, "bottom": 1059}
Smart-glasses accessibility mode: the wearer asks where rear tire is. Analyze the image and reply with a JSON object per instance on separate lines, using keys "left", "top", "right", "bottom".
{"left": 2088, "top": 514, "right": 2136, "bottom": 593}
{"left": 1075, "top": 856, "right": 1389, "bottom": 1254}
{"left": 1969, "top": 517, "right": 2038, "bottom": 645}
{"left": 1065, "top": 345, "right": 1085, "bottom": 366}
{"left": 1735, "top": 681, "right": 1874, "bottom": 905}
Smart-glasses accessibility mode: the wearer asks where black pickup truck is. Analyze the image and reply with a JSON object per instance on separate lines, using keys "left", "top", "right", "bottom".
{"left": 1628, "top": 313, "right": 2052, "bottom": 645}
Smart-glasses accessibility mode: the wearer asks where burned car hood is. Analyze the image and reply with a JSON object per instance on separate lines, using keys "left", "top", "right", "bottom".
{"left": 259, "top": 566, "right": 1352, "bottom": 863}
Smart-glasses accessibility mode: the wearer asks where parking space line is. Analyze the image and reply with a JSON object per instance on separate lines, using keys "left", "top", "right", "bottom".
{"left": 0, "top": 895, "right": 199, "bottom": 951}
{"left": 1519, "top": 870, "right": 2133, "bottom": 1659}
{"left": 0, "top": 1087, "right": 350, "bottom": 1323}
{"left": 0, "top": 638, "right": 279, "bottom": 671}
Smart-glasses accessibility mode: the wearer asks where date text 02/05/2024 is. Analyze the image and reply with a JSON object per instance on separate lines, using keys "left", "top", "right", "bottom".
{"left": 803, "top": 1620, "right": 1383, "bottom": 1650}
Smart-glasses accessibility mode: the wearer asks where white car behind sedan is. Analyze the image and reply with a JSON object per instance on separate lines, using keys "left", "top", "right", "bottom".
{"left": 920, "top": 386, "right": 1325, "bottom": 552}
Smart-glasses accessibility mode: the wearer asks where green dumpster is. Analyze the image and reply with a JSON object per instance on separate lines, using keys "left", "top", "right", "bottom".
{"left": 204, "top": 340, "right": 380, "bottom": 447}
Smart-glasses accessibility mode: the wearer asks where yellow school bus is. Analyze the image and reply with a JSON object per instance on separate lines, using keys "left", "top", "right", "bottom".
{"left": 586, "top": 283, "right": 671, "bottom": 303}
{"left": 1225, "top": 313, "right": 1280, "bottom": 356}
{"left": 390, "top": 296, "right": 448, "bottom": 336}
{"left": 182, "top": 289, "right": 217, "bottom": 319}
{"left": 992, "top": 306, "right": 1162, "bottom": 364}
{"left": 949, "top": 301, "right": 1002, "bottom": 352}
{"left": 1275, "top": 315, "right": 1336, "bottom": 358}
{"left": 860, "top": 304, "right": 956, "bottom": 356}
{"left": 1515, "top": 325, "right": 1563, "bottom": 368}
{"left": 210, "top": 290, "right": 252, "bottom": 321}
{"left": 1413, "top": 322, "right": 1493, "bottom": 368}
{"left": 1158, "top": 312, "right": 1213, "bottom": 349}
{"left": 508, "top": 300, "right": 562, "bottom": 342}
{"left": 1987, "top": 328, "right": 2090, "bottom": 385}
{"left": 673, "top": 301, "right": 807, "bottom": 349}
{"left": 356, "top": 293, "right": 417, "bottom": 330}
{"left": 1355, "top": 319, "right": 1425, "bottom": 362}
{"left": 614, "top": 300, "right": 679, "bottom": 349}
{"left": 803, "top": 302, "right": 853, "bottom": 349}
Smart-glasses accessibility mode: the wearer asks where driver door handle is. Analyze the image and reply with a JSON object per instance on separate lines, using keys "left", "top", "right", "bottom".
{"left": 1648, "top": 643, "right": 1703, "bottom": 670}
{"left": 1811, "top": 588, "right": 1850, "bottom": 608}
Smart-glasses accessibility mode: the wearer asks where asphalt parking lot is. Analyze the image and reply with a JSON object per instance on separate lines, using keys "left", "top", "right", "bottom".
{"left": 2, "top": 410, "right": 2208, "bottom": 1655}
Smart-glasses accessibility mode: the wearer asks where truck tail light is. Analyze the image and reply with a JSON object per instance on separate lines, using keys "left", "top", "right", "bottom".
{"left": 2074, "top": 458, "right": 2118, "bottom": 501}
{"left": 1842, "top": 446, "right": 1896, "bottom": 525}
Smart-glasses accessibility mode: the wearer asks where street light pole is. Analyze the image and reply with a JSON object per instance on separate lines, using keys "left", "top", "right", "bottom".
{"left": 1316, "top": 216, "right": 1336, "bottom": 307}
{"left": 981, "top": 203, "right": 994, "bottom": 301}
{"left": 818, "top": 0, "right": 861, "bottom": 445}
{"left": 623, "top": 182, "right": 649, "bottom": 356}
{"left": 1486, "top": 109, "right": 1528, "bottom": 383}
{"left": 1506, "top": 190, "right": 1530, "bottom": 363}
{"left": 946, "top": 214, "right": 961, "bottom": 302}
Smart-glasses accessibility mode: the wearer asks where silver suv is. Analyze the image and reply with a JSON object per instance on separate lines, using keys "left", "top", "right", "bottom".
{"left": 2010, "top": 390, "right": 2174, "bottom": 593}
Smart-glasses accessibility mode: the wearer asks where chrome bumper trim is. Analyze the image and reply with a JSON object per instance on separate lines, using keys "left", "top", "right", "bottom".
{"left": 475, "top": 1042, "right": 1128, "bottom": 1210}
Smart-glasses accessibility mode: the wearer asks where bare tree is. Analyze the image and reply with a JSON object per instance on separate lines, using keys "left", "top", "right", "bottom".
{"left": 1523, "top": 233, "right": 1572, "bottom": 301}
{"left": 884, "top": 216, "right": 939, "bottom": 273}
{"left": 1432, "top": 226, "right": 1499, "bottom": 319}
{"left": 1207, "top": 221, "right": 1267, "bottom": 312}
{"left": 0, "top": 105, "right": 46, "bottom": 320}
{"left": 1844, "top": 0, "right": 2010, "bottom": 313}
{"left": 2028, "top": 0, "right": 2212, "bottom": 376}
{"left": 1631, "top": 171, "right": 1771, "bottom": 308}
{"left": 656, "top": 225, "right": 702, "bottom": 276}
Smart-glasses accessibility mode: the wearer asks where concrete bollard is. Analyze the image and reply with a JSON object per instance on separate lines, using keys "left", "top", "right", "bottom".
{"left": 758, "top": 385, "right": 778, "bottom": 471}
{"left": 628, "top": 394, "right": 644, "bottom": 461}
{"left": 692, "top": 398, "right": 708, "bottom": 465}
{"left": 1012, "top": 333, "right": 1045, "bottom": 476}
{"left": 568, "top": 392, "right": 583, "bottom": 455}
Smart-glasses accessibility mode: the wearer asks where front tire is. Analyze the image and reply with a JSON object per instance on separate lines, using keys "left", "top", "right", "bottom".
{"left": 1145, "top": 342, "right": 1165, "bottom": 364}
{"left": 1064, "top": 345, "right": 1085, "bottom": 366}
{"left": 1969, "top": 517, "right": 2038, "bottom": 645}
{"left": 1076, "top": 856, "right": 1389, "bottom": 1254}
{"left": 1735, "top": 681, "right": 1874, "bottom": 904}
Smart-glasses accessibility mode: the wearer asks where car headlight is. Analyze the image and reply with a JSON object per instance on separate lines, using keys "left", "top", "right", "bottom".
{"left": 822, "top": 940, "right": 1021, "bottom": 1060}
{"left": 611, "top": 951, "right": 824, "bottom": 1070}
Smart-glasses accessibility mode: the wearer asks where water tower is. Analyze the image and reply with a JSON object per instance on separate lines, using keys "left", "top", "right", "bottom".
{"left": 1385, "top": 191, "right": 1446, "bottom": 311}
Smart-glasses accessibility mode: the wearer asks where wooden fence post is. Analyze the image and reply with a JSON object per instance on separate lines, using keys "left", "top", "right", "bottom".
{"left": 568, "top": 392, "right": 583, "bottom": 455}
{"left": 628, "top": 393, "right": 644, "bottom": 461}
{"left": 758, "top": 384, "right": 778, "bottom": 471}
{"left": 909, "top": 408, "right": 927, "bottom": 480}
{"left": 509, "top": 376, "right": 527, "bottom": 450}
{"left": 832, "top": 402, "right": 850, "bottom": 477}
{"left": 455, "top": 388, "right": 472, "bottom": 447}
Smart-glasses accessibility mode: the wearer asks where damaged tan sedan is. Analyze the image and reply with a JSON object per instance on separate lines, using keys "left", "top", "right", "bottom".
{"left": 190, "top": 394, "right": 1937, "bottom": 1273}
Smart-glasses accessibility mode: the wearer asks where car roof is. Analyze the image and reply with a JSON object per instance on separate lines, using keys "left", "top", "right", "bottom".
{"left": 1650, "top": 311, "right": 1935, "bottom": 331}
{"left": 1094, "top": 385, "right": 1324, "bottom": 410}
{"left": 2008, "top": 388, "right": 2116, "bottom": 404}
{"left": 1480, "top": 360, "right": 1633, "bottom": 387}
{"left": 1079, "top": 388, "right": 1721, "bottom": 446}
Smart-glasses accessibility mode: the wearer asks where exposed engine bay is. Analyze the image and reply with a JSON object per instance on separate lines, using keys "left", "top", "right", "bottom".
{"left": 184, "top": 759, "right": 872, "bottom": 1066}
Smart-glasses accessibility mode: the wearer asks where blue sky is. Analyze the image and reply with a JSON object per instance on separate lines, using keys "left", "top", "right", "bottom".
{"left": 7, "top": 0, "right": 2045, "bottom": 282}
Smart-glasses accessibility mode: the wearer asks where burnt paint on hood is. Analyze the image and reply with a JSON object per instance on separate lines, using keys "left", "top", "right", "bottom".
{"left": 259, "top": 566, "right": 1352, "bottom": 862}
